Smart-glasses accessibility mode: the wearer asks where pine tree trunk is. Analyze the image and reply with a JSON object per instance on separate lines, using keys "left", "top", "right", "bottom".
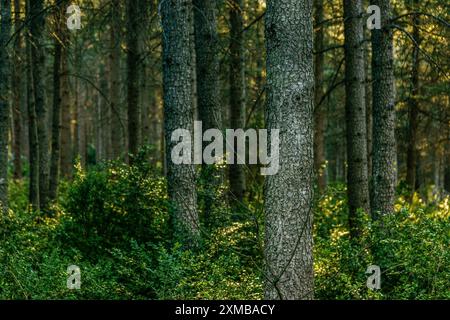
{"left": 30, "top": 0, "right": 49, "bottom": 211}
{"left": 194, "top": 0, "right": 222, "bottom": 217}
{"left": 264, "top": 0, "right": 315, "bottom": 300}
{"left": 343, "top": 0, "right": 371, "bottom": 236}
{"left": 229, "top": 0, "right": 246, "bottom": 203}
{"left": 313, "top": 0, "right": 326, "bottom": 193}
{"left": 370, "top": 0, "right": 397, "bottom": 217}
{"left": 12, "top": 0, "right": 22, "bottom": 180}
{"left": 161, "top": 0, "right": 200, "bottom": 243}
{"left": 126, "top": 0, "right": 140, "bottom": 161}
{"left": 0, "top": 0, "right": 12, "bottom": 213}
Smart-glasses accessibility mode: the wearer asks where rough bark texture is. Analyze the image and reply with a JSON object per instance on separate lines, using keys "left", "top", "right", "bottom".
{"left": 343, "top": 0, "right": 371, "bottom": 236}
{"left": 370, "top": 0, "right": 397, "bottom": 218}
{"left": 0, "top": 0, "right": 12, "bottom": 212}
{"left": 126, "top": 0, "right": 141, "bottom": 160}
{"left": 313, "top": 0, "right": 326, "bottom": 193}
{"left": 264, "top": 0, "right": 315, "bottom": 300}
{"left": 30, "top": 0, "right": 49, "bottom": 211}
{"left": 406, "top": 8, "right": 420, "bottom": 193}
{"left": 26, "top": 0, "right": 39, "bottom": 209}
{"left": 193, "top": 0, "right": 222, "bottom": 217}
{"left": 12, "top": 0, "right": 22, "bottom": 180}
{"left": 228, "top": 0, "right": 246, "bottom": 203}
{"left": 161, "top": 0, "right": 200, "bottom": 243}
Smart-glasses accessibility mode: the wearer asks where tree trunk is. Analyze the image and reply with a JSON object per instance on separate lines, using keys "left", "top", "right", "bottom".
{"left": 405, "top": 8, "right": 420, "bottom": 195}
{"left": 370, "top": 0, "right": 397, "bottom": 218}
{"left": 126, "top": 0, "right": 140, "bottom": 161}
{"left": 30, "top": 0, "right": 49, "bottom": 211}
{"left": 313, "top": 0, "right": 326, "bottom": 193}
{"left": 0, "top": 0, "right": 12, "bottom": 213}
{"left": 60, "top": 45, "right": 72, "bottom": 178}
{"left": 194, "top": 0, "right": 222, "bottom": 217}
{"left": 26, "top": 0, "right": 39, "bottom": 210}
{"left": 12, "top": 0, "right": 22, "bottom": 180}
{"left": 343, "top": 0, "right": 371, "bottom": 236}
{"left": 228, "top": 0, "right": 246, "bottom": 203}
{"left": 161, "top": 0, "right": 200, "bottom": 243}
{"left": 264, "top": 0, "right": 315, "bottom": 300}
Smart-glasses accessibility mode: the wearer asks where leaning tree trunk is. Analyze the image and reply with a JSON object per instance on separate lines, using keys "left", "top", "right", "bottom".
{"left": 313, "top": 0, "right": 327, "bottom": 193}
{"left": 160, "top": 0, "right": 199, "bottom": 243}
{"left": 30, "top": 0, "right": 49, "bottom": 211}
{"left": 228, "top": 0, "right": 246, "bottom": 204}
{"left": 193, "top": 0, "right": 222, "bottom": 218}
{"left": 0, "top": 0, "right": 12, "bottom": 213}
{"left": 264, "top": 0, "right": 315, "bottom": 300}
{"left": 126, "top": 0, "right": 141, "bottom": 161}
{"left": 370, "top": 0, "right": 397, "bottom": 218}
{"left": 343, "top": 0, "right": 371, "bottom": 237}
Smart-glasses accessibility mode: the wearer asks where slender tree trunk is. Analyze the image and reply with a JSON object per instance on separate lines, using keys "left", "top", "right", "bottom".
{"left": 313, "top": 0, "right": 326, "bottom": 193}
{"left": 229, "top": 0, "right": 246, "bottom": 203}
{"left": 406, "top": 8, "right": 420, "bottom": 194}
{"left": 126, "top": 0, "right": 140, "bottom": 161}
{"left": 110, "top": 0, "right": 124, "bottom": 160}
{"left": 161, "top": 0, "right": 200, "bottom": 243}
{"left": 194, "top": 0, "right": 222, "bottom": 217}
{"left": 264, "top": 0, "right": 315, "bottom": 300}
{"left": 26, "top": 0, "right": 39, "bottom": 210}
{"left": 0, "top": 0, "right": 12, "bottom": 213}
{"left": 343, "top": 0, "right": 371, "bottom": 236}
{"left": 49, "top": 0, "right": 66, "bottom": 201}
{"left": 30, "top": 0, "right": 49, "bottom": 211}
{"left": 60, "top": 45, "right": 72, "bottom": 178}
{"left": 370, "top": 0, "right": 397, "bottom": 218}
{"left": 12, "top": 0, "right": 22, "bottom": 180}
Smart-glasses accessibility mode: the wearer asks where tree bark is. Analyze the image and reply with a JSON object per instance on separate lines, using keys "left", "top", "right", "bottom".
{"left": 343, "top": 0, "right": 371, "bottom": 236}
{"left": 60, "top": 45, "right": 72, "bottom": 178}
{"left": 313, "top": 0, "right": 326, "bottom": 193}
{"left": 30, "top": 0, "right": 49, "bottom": 211}
{"left": 161, "top": 0, "right": 200, "bottom": 243}
{"left": 370, "top": 0, "right": 397, "bottom": 218}
{"left": 0, "top": 0, "right": 12, "bottom": 213}
{"left": 228, "top": 0, "right": 246, "bottom": 204}
{"left": 126, "top": 0, "right": 141, "bottom": 161}
{"left": 264, "top": 0, "right": 315, "bottom": 300}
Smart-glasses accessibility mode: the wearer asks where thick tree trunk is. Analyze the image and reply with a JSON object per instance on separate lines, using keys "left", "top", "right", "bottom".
{"left": 370, "top": 0, "right": 397, "bottom": 218}
{"left": 30, "top": 0, "right": 49, "bottom": 211}
{"left": 228, "top": 0, "right": 246, "bottom": 203}
{"left": 343, "top": 0, "right": 371, "bottom": 236}
{"left": 264, "top": 0, "right": 315, "bottom": 300}
{"left": 194, "top": 0, "right": 222, "bottom": 217}
{"left": 161, "top": 0, "right": 199, "bottom": 243}
{"left": 313, "top": 0, "right": 326, "bottom": 193}
{"left": 26, "top": 0, "right": 39, "bottom": 210}
{"left": 12, "top": 0, "right": 22, "bottom": 180}
{"left": 126, "top": 0, "right": 140, "bottom": 161}
{"left": 405, "top": 9, "right": 420, "bottom": 194}
{"left": 0, "top": 0, "right": 12, "bottom": 213}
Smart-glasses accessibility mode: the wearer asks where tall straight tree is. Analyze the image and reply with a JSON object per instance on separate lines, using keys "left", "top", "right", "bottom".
{"left": 405, "top": 1, "right": 420, "bottom": 194}
{"left": 26, "top": 0, "right": 39, "bottom": 210}
{"left": 0, "top": 0, "right": 12, "bottom": 213}
{"left": 126, "top": 0, "right": 141, "bottom": 160}
{"left": 193, "top": 0, "right": 222, "bottom": 216}
{"left": 12, "top": 0, "right": 22, "bottom": 180}
{"left": 370, "top": 0, "right": 397, "bottom": 217}
{"left": 264, "top": 0, "right": 315, "bottom": 299}
{"left": 160, "top": 0, "right": 200, "bottom": 243}
{"left": 343, "top": 0, "right": 371, "bottom": 236}
{"left": 313, "top": 0, "right": 326, "bottom": 192}
{"left": 30, "top": 0, "right": 49, "bottom": 211}
{"left": 228, "top": 0, "right": 246, "bottom": 203}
